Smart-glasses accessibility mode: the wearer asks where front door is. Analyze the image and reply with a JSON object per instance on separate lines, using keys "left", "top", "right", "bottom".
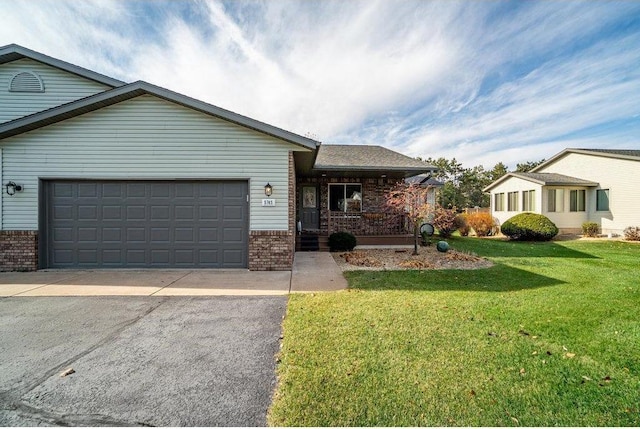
{"left": 300, "top": 185, "right": 320, "bottom": 231}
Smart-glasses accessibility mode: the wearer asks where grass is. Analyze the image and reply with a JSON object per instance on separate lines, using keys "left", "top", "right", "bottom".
{"left": 268, "top": 238, "right": 640, "bottom": 426}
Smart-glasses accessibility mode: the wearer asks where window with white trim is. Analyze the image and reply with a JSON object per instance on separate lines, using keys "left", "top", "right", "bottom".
{"left": 507, "top": 191, "right": 519, "bottom": 211}
{"left": 494, "top": 193, "right": 505, "bottom": 211}
{"left": 547, "top": 189, "right": 564, "bottom": 212}
{"left": 569, "top": 189, "right": 586, "bottom": 212}
{"left": 329, "top": 184, "right": 362, "bottom": 213}
{"left": 522, "top": 190, "right": 535, "bottom": 211}
{"left": 596, "top": 189, "right": 609, "bottom": 211}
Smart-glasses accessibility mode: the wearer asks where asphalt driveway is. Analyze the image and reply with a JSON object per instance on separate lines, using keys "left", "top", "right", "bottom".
{"left": 0, "top": 296, "right": 287, "bottom": 426}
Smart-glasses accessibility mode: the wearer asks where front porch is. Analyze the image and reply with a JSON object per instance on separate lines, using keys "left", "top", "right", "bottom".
{"left": 296, "top": 176, "right": 414, "bottom": 250}
{"left": 292, "top": 144, "right": 439, "bottom": 251}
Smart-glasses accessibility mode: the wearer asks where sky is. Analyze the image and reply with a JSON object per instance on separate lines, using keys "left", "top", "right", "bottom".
{"left": 1, "top": 0, "right": 639, "bottom": 169}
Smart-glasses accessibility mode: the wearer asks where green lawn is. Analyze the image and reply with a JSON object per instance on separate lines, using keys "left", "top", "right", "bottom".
{"left": 268, "top": 238, "right": 640, "bottom": 426}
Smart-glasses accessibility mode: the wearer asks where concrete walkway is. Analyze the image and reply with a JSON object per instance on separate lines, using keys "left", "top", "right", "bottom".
{"left": 0, "top": 252, "right": 347, "bottom": 297}
{"left": 290, "top": 252, "right": 349, "bottom": 292}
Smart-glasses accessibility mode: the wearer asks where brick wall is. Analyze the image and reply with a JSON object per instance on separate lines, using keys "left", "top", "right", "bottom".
{"left": 247, "top": 152, "right": 296, "bottom": 271}
{"left": 296, "top": 176, "right": 403, "bottom": 234}
{"left": 0, "top": 230, "right": 38, "bottom": 271}
{"left": 248, "top": 230, "right": 293, "bottom": 270}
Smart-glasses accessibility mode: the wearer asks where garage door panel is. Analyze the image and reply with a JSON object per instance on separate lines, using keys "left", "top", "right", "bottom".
{"left": 102, "top": 206, "right": 122, "bottom": 220}
{"left": 53, "top": 183, "right": 73, "bottom": 197}
{"left": 78, "top": 227, "right": 97, "bottom": 242}
{"left": 78, "top": 205, "right": 98, "bottom": 220}
{"left": 126, "top": 206, "right": 146, "bottom": 220}
{"left": 151, "top": 206, "right": 170, "bottom": 220}
{"left": 102, "top": 228, "right": 122, "bottom": 242}
{"left": 126, "top": 183, "right": 146, "bottom": 197}
{"left": 54, "top": 206, "right": 74, "bottom": 220}
{"left": 102, "top": 183, "right": 123, "bottom": 197}
{"left": 151, "top": 183, "right": 171, "bottom": 198}
{"left": 46, "top": 181, "right": 248, "bottom": 268}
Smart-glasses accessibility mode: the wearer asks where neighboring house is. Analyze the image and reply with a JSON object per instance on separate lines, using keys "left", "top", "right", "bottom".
{"left": 0, "top": 44, "right": 436, "bottom": 271}
{"left": 484, "top": 148, "right": 640, "bottom": 235}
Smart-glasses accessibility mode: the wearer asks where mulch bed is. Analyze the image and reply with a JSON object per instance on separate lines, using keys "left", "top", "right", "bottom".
{"left": 332, "top": 247, "right": 493, "bottom": 271}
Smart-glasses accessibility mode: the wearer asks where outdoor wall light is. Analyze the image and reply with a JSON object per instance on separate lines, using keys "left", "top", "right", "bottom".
{"left": 264, "top": 183, "right": 273, "bottom": 196}
{"left": 5, "top": 181, "right": 23, "bottom": 196}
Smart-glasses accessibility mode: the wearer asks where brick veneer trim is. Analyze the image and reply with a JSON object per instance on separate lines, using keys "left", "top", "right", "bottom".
{"left": 0, "top": 230, "right": 38, "bottom": 272}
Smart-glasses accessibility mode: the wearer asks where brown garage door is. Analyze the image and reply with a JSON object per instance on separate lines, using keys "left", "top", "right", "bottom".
{"left": 43, "top": 180, "right": 248, "bottom": 268}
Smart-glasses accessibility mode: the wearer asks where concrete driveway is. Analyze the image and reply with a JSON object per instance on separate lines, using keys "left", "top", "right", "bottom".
{"left": 0, "top": 252, "right": 348, "bottom": 297}
{"left": 0, "top": 296, "right": 286, "bottom": 426}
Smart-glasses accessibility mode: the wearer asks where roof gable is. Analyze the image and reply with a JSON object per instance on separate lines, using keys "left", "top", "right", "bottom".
{"left": 532, "top": 148, "right": 640, "bottom": 172}
{"left": 0, "top": 80, "right": 318, "bottom": 150}
{"left": 0, "top": 44, "right": 125, "bottom": 88}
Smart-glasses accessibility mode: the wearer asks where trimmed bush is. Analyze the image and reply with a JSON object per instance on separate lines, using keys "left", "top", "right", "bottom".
{"left": 623, "top": 226, "right": 640, "bottom": 241}
{"left": 433, "top": 207, "right": 459, "bottom": 238}
{"left": 467, "top": 212, "right": 496, "bottom": 237}
{"left": 328, "top": 232, "right": 357, "bottom": 251}
{"left": 457, "top": 214, "right": 470, "bottom": 236}
{"left": 582, "top": 222, "right": 600, "bottom": 237}
{"left": 501, "top": 213, "right": 559, "bottom": 241}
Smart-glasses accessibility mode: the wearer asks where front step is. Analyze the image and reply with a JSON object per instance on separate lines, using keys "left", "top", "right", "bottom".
{"left": 298, "top": 234, "right": 319, "bottom": 251}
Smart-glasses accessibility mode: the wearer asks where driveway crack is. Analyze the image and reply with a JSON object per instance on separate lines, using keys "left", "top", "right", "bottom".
{"left": 15, "top": 297, "right": 170, "bottom": 397}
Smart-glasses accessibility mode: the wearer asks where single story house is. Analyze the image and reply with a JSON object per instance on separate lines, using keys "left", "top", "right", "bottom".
{"left": 0, "top": 44, "right": 437, "bottom": 271}
{"left": 484, "top": 148, "right": 640, "bottom": 235}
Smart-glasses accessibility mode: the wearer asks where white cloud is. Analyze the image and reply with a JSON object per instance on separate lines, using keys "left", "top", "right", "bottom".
{"left": 1, "top": 0, "right": 639, "bottom": 169}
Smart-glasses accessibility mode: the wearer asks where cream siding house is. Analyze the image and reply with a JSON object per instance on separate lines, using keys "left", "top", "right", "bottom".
{"left": 485, "top": 149, "right": 640, "bottom": 235}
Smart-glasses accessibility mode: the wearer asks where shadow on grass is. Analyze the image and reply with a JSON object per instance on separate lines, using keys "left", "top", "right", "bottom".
{"left": 344, "top": 263, "right": 565, "bottom": 292}
{"left": 446, "top": 237, "right": 599, "bottom": 259}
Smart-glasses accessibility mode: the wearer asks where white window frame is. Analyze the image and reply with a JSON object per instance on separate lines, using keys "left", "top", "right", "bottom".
{"left": 522, "top": 190, "right": 535, "bottom": 211}
{"left": 507, "top": 191, "right": 519, "bottom": 212}
{"left": 596, "top": 189, "right": 610, "bottom": 212}
{"left": 547, "top": 189, "right": 564, "bottom": 212}
{"left": 569, "top": 189, "right": 586, "bottom": 212}
{"left": 494, "top": 192, "right": 505, "bottom": 211}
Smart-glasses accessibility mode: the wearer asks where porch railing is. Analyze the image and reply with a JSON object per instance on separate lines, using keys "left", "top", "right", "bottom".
{"left": 327, "top": 212, "right": 408, "bottom": 236}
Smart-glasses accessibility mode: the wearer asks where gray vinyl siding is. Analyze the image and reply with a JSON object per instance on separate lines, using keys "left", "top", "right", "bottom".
{"left": 0, "top": 58, "right": 110, "bottom": 123}
{"left": 1, "top": 95, "right": 306, "bottom": 231}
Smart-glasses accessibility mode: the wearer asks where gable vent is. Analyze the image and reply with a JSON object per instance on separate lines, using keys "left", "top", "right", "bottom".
{"left": 9, "top": 71, "right": 45, "bottom": 92}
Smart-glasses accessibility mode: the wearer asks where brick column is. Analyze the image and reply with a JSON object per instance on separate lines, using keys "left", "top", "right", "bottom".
{"left": 0, "top": 231, "right": 38, "bottom": 271}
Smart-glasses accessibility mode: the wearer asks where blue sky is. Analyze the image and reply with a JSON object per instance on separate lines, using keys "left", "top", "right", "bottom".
{"left": 1, "top": 0, "right": 639, "bottom": 169}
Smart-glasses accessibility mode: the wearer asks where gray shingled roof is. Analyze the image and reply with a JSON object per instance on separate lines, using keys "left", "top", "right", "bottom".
{"left": 483, "top": 171, "right": 598, "bottom": 192}
{"left": 576, "top": 148, "right": 640, "bottom": 159}
{"left": 511, "top": 172, "right": 598, "bottom": 186}
{"left": 314, "top": 145, "right": 436, "bottom": 172}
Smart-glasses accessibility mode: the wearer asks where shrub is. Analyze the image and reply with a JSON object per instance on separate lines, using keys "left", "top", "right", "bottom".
{"left": 328, "top": 232, "right": 357, "bottom": 251}
{"left": 433, "top": 207, "right": 459, "bottom": 238}
{"left": 582, "top": 222, "right": 600, "bottom": 237}
{"left": 467, "top": 212, "right": 496, "bottom": 237}
{"left": 623, "top": 226, "right": 640, "bottom": 241}
{"left": 457, "top": 214, "right": 470, "bottom": 236}
{"left": 501, "top": 213, "right": 559, "bottom": 241}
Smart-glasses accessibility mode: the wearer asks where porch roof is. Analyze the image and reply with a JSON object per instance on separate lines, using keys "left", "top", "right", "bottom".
{"left": 312, "top": 144, "right": 437, "bottom": 178}
{"left": 483, "top": 172, "right": 598, "bottom": 191}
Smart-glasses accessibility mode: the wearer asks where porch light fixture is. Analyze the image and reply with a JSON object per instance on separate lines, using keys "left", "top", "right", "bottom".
{"left": 5, "top": 181, "right": 23, "bottom": 196}
{"left": 264, "top": 183, "right": 273, "bottom": 196}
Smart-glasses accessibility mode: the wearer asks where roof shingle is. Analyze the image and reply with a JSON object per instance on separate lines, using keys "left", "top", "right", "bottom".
{"left": 314, "top": 144, "right": 435, "bottom": 171}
